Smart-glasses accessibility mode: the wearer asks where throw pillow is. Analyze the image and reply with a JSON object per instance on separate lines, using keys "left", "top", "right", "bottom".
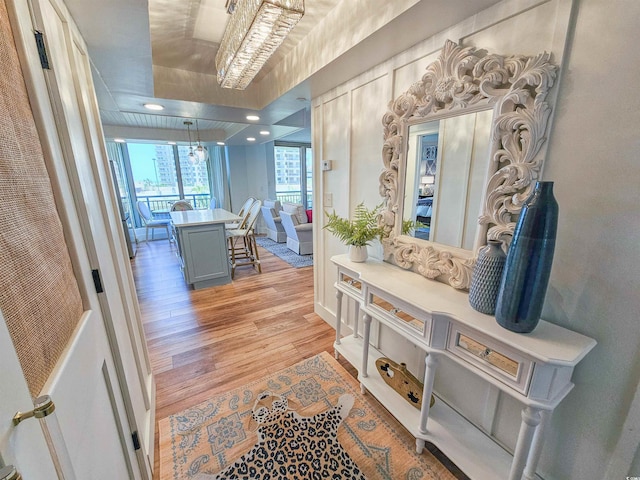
{"left": 306, "top": 209, "right": 313, "bottom": 223}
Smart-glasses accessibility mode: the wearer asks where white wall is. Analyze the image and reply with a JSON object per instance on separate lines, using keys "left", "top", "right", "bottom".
{"left": 312, "top": 0, "right": 640, "bottom": 478}
{"left": 227, "top": 146, "right": 250, "bottom": 214}
{"left": 538, "top": 0, "right": 640, "bottom": 477}
{"left": 227, "top": 143, "right": 272, "bottom": 233}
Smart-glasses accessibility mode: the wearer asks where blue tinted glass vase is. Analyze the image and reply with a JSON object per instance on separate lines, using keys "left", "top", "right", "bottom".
{"left": 495, "top": 181, "right": 558, "bottom": 333}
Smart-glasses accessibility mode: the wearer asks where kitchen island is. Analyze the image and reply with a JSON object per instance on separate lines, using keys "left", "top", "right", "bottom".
{"left": 170, "top": 209, "right": 241, "bottom": 289}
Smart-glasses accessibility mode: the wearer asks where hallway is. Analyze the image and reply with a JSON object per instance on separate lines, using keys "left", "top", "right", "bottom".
{"left": 130, "top": 239, "right": 341, "bottom": 475}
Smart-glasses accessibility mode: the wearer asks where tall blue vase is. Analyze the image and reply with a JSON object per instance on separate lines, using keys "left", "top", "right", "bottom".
{"left": 495, "top": 181, "right": 558, "bottom": 333}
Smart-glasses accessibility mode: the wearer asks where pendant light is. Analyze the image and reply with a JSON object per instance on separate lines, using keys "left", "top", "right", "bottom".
{"left": 194, "top": 119, "right": 208, "bottom": 163}
{"left": 184, "top": 121, "right": 197, "bottom": 164}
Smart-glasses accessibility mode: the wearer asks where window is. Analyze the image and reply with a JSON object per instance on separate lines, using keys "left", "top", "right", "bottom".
{"left": 122, "top": 143, "right": 212, "bottom": 225}
{"left": 274, "top": 143, "right": 312, "bottom": 209}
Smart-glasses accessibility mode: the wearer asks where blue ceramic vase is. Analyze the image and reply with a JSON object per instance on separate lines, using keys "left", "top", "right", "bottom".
{"left": 495, "top": 181, "right": 558, "bottom": 333}
{"left": 469, "top": 240, "right": 506, "bottom": 315}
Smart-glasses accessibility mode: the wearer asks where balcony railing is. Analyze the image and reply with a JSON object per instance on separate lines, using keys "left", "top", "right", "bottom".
{"left": 276, "top": 191, "right": 313, "bottom": 209}
{"left": 130, "top": 194, "right": 212, "bottom": 225}
{"left": 125, "top": 193, "right": 311, "bottom": 228}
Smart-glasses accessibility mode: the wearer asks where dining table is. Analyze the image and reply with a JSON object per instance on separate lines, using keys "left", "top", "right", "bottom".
{"left": 170, "top": 208, "right": 242, "bottom": 289}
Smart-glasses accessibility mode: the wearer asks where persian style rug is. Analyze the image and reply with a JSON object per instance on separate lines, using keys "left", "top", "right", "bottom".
{"left": 255, "top": 237, "right": 313, "bottom": 268}
{"left": 158, "top": 351, "right": 459, "bottom": 480}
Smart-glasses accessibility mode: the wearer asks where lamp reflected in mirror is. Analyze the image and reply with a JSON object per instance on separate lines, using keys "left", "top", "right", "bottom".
{"left": 421, "top": 175, "right": 435, "bottom": 185}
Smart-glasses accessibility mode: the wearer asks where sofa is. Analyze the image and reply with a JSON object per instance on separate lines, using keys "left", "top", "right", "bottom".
{"left": 279, "top": 202, "right": 313, "bottom": 255}
{"left": 260, "top": 200, "right": 287, "bottom": 243}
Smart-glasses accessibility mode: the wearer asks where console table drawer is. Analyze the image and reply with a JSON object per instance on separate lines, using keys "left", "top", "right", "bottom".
{"left": 366, "top": 287, "right": 431, "bottom": 344}
{"left": 447, "top": 327, "right": 533, "bottom": 394}
{"left": 337, "top": 268, "right": 363, "bottom": 299}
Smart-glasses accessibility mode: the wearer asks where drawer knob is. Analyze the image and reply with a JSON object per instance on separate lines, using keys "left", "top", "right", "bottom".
{"left": 479, "top": 348, "right": 492, "bottom": 359}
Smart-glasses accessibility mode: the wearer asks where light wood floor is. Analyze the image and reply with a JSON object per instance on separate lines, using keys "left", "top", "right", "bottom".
{"left": 130, "top": 237, "right": 349, "bottom": 477}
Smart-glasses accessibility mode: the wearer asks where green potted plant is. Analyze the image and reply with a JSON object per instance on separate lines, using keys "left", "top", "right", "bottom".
{"left": 324, "top": 202, "right": 383, "bottom": 262}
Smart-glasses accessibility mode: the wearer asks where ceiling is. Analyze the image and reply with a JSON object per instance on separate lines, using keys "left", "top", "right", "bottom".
{"left": 64, "top": 0, "right": 501, "bottom": 147}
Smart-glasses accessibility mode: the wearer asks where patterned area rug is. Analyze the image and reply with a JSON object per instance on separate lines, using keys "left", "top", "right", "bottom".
{"left": 255, "top": 236, "right": 313, "bottom": 268}
{"left": 158, "top": 352, "right": 459, "bottom": 480}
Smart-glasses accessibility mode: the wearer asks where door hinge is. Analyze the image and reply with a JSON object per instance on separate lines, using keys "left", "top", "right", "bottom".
{"left": 131, "top": 431, "right": 141, "bottom": 451}
{"left": 91, "top": 269, "right": 104, "bottom": 293}
{"left": 34, "top": 30, "right": 50, "bottom": 69}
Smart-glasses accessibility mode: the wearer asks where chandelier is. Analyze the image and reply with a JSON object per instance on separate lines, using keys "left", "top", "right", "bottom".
{"left": 183, "top": 121, "right": 198, "bottom": 164}
{"left": 194, "top": 119, "right": 208, "bottom": 163}
{"left": 215, "top": 0, "right": 305, "bottom": 90}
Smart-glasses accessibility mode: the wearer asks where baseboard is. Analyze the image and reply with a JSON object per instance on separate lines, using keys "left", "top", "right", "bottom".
{"left": 314, "top": 302, "right": 354, "bottom": 337}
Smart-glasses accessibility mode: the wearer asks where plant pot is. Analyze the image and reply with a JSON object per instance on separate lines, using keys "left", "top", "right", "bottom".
{"left": 349, "top": 245, "right": 368, "bottom": 262}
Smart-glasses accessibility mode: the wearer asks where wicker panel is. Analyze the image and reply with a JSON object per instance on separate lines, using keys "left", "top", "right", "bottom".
{"left": 0, "top": 0, "right": 83, "bottom": 397}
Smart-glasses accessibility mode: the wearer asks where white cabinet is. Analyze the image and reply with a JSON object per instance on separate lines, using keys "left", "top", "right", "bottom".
{"left": 331, "top": 254, "right": 596, "bottom": 480}
{"left": 170, "top": 209, "right": 241, "bottom": 289}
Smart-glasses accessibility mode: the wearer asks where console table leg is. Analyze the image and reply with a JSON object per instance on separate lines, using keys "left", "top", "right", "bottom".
{"left": 416, "top": 438, "right": 425, "bottom": 454}
{"left": 334, "top": 290, "right": 343, "bottom": 350}
{"left": 523, "top": 410, "right": 550, "bottom": 480}
{"left": 509, "top": 406, "right": 542, "bottom": 480}
{"left": 419, "top": 353, "right": 438, "bottom": 434}
{"left": 361, "top": 313, "right": 372, "bottom": 378}
{"left": 353, "top": 301, "right": 360, "bottom": 338}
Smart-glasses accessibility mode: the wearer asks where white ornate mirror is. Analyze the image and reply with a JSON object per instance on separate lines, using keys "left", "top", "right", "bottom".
{"left": 379, "top": 40, "right": 558, "bottom": 289}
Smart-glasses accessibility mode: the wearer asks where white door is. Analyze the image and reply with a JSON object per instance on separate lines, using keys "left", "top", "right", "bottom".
{"left": 0, "top": 313, "right": 58, "bottom": 479}
{"left": 1, "top": 0, "right": 153, "bottom": 478}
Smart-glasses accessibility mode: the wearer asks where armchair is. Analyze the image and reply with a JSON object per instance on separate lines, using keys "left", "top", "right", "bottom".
{"left": 280, "top": 202, "right": 313, "bottom": 255}
{"left": 260, "top": 200, "right": 286, "bottom": 243}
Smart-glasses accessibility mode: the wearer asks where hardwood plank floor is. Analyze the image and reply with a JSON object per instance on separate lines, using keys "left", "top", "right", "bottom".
{"left": 130, "top": 237, "right": 348, "bottom": 477}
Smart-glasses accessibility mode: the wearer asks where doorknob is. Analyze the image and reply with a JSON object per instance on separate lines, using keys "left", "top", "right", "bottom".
{"left": 12, "top": 395, "right": 55, "bottom": 425}
{"left": 11, "top": 395, "right": 76, "bottom": 479}
{"left": 0, "top": 465, "right": 22, "bottom": 480}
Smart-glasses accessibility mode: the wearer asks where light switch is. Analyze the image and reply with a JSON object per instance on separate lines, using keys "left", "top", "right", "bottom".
{"left": 324, "top": 193, "right": 333, "bottom": 207}
{"left": 321, "top": 160, "right": 332, "bottom": 171}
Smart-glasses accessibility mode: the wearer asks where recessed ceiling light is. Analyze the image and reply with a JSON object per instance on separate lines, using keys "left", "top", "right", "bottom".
{"left": 247, "top": 137, "right": 256, "bottom": 142}
{"left": 259, "top": 130, "right": 270, "bottom": 135}
{"left": 114, "top": 138, "right": 126, "bottom": 143}
{"left": 246, "top": 115, "right": 260, "bottom": 121}
{"left": 167, "top": 141, "right": 177, "bottom": 145}
{"left": 143, "top": 103, "right": 164, "bottom": 111}
{"left": 217, "top": 141, "right": 225, "bottom": 146}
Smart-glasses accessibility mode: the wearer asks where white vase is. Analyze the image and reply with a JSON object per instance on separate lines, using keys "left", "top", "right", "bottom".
{"left": 349, "top": 245, "right": 368, "bottom": 262}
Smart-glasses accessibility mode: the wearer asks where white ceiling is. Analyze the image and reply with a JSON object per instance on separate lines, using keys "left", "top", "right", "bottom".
{"left": 64, "top": 0, "right": 501, "bottom": 147}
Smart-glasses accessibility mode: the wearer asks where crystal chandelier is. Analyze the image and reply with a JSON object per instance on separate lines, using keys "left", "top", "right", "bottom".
{"left": 215, "top": 0, "right": 305, "bottom": 90}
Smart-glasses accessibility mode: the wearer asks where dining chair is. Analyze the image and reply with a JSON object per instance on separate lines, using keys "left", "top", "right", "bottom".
{"left": 225, "top": 197, "right": 257, "bottom": 230}
{"left": 226, "top": 200, "right": 263, "bottom": 278}
{"left": 170, "top": 200, "right": 193, "bottom": 211}
{"left": 136, "top": 200, "right": 171, "bottom": 242}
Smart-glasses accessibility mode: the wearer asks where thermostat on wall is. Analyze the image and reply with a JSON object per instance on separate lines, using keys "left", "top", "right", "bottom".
{"left": 321, "top": 160, "right": 332, "bottom": 171}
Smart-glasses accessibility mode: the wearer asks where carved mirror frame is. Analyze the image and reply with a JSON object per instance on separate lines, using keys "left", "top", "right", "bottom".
{"left": 379, "top": 40, "right": 558, "bottom": 290}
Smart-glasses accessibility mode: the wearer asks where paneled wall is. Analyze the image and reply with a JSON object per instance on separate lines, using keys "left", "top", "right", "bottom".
{"left": 312, "top": 0, "right": 640, "bottom": 478}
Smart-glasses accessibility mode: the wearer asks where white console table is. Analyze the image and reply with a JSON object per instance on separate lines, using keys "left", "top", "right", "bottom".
{"left": 331, "top": 254, "right": 596, "bottom": 480}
